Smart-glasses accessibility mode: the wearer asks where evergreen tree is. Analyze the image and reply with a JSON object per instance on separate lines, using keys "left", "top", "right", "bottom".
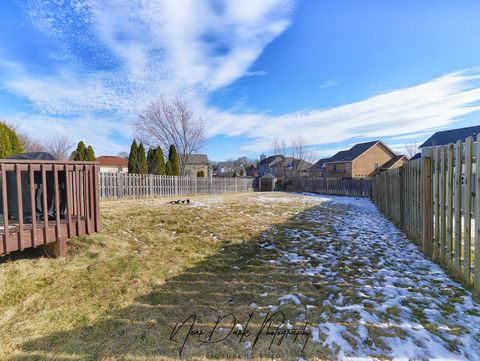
{"left": 232, "top": 172, "right": 237, "bottom": 178}
{"left": 154, "top": 146, "right": 166, "bottom": 175}
{"left": 165, "top": 160, "right": 173, "bottom": 176}
{"left": 85, "top": 145, "right": 95, "bottom": 161}
{"left": 72, "top": 141, "right": 87, "bottom": 161}
{"left": 0, "top": 122, "right": 23, "bottom": 158}
{"left": 167, "top": 144, "right": 180, "bottom": 176}
{"left": 128, "top": 140, "right": 138, "bottom": 173}
{"left": 239, "top": 169, "right": 245, "bottom": 176}
{"left": 147, "top": 147, "right": 156, "bottom": 174}
{"left": 137, "top": 143, "right": 148, "bottom": 174}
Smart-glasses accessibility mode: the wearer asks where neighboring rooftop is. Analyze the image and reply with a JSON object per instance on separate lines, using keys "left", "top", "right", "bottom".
{"left": 185, "top": 154, "right": 209, "bottom": 165}
{"left": 420, "top": 125, "right": 480, "bottom": 148}
{"left": 380, "top": 155, "right": 407, "bottom": 170}
{"left": 258, "top": 154, "right": 284, "bottom": 166}
{"left": 96, "top": 156, "right": 128, "bottom": 167}
{"left": 310, "top": 157, "right": 332, "bottom": 170}
{"left": 326, "top": 140, "right": 395, "bottom": 163}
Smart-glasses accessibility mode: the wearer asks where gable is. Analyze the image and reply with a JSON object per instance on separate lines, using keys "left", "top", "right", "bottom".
{"left": 354, "top": 142, "right": 395, "bottom": 163}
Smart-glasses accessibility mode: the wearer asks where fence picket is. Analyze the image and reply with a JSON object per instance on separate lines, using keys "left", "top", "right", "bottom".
{"left": 464, "top": 136, "right": 473, "bottom": 283}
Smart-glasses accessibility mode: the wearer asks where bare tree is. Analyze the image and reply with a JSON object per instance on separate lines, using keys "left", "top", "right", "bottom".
{"left": 134, "top": 96, "right": 205, "bottom": 175}
{"left": 404, "top": 141, "right": 418, "bottom": 158}
{"left": 289, "top": 135, "right": 314, "bottom": 178}
{"left": 117, "top": 151, "right": 129, "bottom": 159}
{"left": 18, "top": 132, "right": 45, "bottom": 153}
{"left": 271, "top": 137, "right": 288, "bottom": 155}
{"left": 44, "top": 135, "right": 74, "bottom": 160}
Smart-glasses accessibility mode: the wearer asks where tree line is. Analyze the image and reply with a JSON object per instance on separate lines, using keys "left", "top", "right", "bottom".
{"left": 127, "top": 139, "right": 180, "bottom": 176}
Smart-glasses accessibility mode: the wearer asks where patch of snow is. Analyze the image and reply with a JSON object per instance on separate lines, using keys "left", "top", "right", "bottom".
{"left": 278, "top": 294, "right": 302, "bottom": 305}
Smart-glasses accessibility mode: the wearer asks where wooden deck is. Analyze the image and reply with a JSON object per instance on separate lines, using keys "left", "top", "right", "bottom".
{"left": 0, "top": 160, "right": 100, "bottom": 257}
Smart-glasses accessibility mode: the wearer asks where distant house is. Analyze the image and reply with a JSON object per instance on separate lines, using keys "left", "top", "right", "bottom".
{"left": 258, "top": 154, "right": 285, "bottom": 176}
{"left": 216, "top": 161, "right": 246, "bottom": 177}
{"left": 419, "top": 125, "right": 480, "bottom": 157}
{"left": 183, "top": 154, "right": 210, "bottom": 177}
{"left": 247, "top": 165, "right": 259, "bottom": 177}
{"left": 308, "top": 157, "right": 331, "bottom": 178}
{"left": 319, "top": 140, "right": 399, "bottom": 179}
{"left": 96, "top": 156, "right": 128, "bottom": 173}
{"left": 272, "top": 157, "right": 313, "bottom": 178}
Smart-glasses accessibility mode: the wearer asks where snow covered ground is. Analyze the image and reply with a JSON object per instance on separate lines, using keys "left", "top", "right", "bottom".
{"left": 258, "top": 193, "right": 480, "bottom": 360}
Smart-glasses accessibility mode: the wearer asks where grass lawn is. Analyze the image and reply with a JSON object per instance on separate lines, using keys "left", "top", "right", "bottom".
{"left": 2, "top": 192, "right": 480, "bottom": 361}
{"left": 0, "top": 193, "right": 323, "bottom": 360}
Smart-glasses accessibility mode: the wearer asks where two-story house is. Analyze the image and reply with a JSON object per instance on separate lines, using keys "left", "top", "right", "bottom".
{"left": 257, "top": 154, "right": 284, "bottom": 177}
{"left": 314, "top": 140, "right": 399, "bottom": 179}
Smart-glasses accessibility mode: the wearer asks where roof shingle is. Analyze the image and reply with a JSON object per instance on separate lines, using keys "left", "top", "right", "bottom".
{"left": 420, "top": 125, "right": 480, "bottom": 148}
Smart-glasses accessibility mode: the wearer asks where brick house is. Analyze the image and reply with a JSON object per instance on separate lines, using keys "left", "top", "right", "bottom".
{"left": 312, "top": 141, "right": 400, "bottom": 179}
{"left": 183, "top": 154, "right": 211, "bottom": 177}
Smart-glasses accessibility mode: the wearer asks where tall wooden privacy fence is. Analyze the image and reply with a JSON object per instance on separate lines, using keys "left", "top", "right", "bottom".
{"left": 372, "top": 136, "right": 480, "bottom": 297}
{"left": 285, "top": 178, "right": 372, "bottom": 197}
{"left": 0, "top": 160, "right": 100, "bottom": 257}
{"left": 100, "top": 173, "right": 255, "bottom": 199}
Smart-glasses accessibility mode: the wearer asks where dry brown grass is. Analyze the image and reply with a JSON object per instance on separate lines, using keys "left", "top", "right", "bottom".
{"left": 0, "top": 193, "right": 329, "bottom": 361}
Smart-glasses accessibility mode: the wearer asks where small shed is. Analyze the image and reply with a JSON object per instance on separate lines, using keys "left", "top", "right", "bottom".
{"left": 259, "top": 173, "right": 277, "bottom": 192}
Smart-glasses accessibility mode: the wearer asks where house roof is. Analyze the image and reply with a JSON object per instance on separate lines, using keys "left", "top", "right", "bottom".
{"left": 258, "top": 155, "right": 284, "bottom": 167}
{"left": 310, "top": 157, "right": 332, "bottom": 170}
{"left": 326, "top": 140, "right": 395, "bottom": 163}
{"left": 419, "top": 125, "right": 480, "bottom": 148}
{"left": 260, "top": 173, "right": 276, "bottom": 179}
{"left": 410, "top": 152, "right": 421, "bottom": 160}
{"left": 380, "top": 155, "right": 407, "bottom": 170}
{"left": 288, "top": 159, "right": 313, "bottom": 170}
{"left": 185, "top": 154, "right": 209, "bottom": 165}
{"left": 96, "top": 156, "right": 128, "bottom": 167}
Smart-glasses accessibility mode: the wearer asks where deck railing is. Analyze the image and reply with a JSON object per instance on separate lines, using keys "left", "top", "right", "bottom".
{"left": 0, "top": 160, "right": 100, "bottom": 257}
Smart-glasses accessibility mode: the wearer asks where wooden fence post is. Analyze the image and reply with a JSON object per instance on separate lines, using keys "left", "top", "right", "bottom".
{"left": 422, "top": 157, "right": 433, "bottom": 258}
{"left": 474, "top": 134, "right": 480, "bottom": 299}
{"left": 174, "top": 176, "right": 178, "bottom": 197}
{"left": 399, "top": 166, "right": 405, "bottom": 228}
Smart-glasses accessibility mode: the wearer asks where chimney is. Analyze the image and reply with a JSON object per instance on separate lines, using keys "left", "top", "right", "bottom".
{"left": 260, "top": 154, "right": 266, "bottom": 161}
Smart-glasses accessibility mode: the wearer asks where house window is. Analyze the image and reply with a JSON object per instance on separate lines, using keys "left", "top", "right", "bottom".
{"left": 333, "top": 164, "right": 337, "bottom": 171}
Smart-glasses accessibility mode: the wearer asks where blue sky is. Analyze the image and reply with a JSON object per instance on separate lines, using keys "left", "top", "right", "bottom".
{"left": 1, "top": 0, "right": 480, "bottom": 161}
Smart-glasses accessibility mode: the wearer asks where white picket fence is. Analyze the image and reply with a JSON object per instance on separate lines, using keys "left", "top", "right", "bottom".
{"left": 99, "top": 172, "right": 255, "bottom": 199}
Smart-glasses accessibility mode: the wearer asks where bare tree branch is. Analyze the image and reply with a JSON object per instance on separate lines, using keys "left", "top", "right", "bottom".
{"left": 18, "top": 132, "right": 45, "bottom": 153}
{"left": 117, "top": 151, "right": 129, "bottom": 159}
{"left": 271, "top": 137, "right": 288, "bottom": 155}
{"left": 133, "top": 96, "right": 205, "bottom": 175}
{"left": 44, "top": 135, "right": 74, "bottom": 160}
{"left": 404, "top": 142, "right": 418, "bottom": 158}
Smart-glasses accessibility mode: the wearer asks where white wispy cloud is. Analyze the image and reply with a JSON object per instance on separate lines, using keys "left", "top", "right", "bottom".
{"left": 321, "top": 79, "right": 340, "bottom": 88}
{"left": 203, "top": 71, "right": 480, "bottom": 153}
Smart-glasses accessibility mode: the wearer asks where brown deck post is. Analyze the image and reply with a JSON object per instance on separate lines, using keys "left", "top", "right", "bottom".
{"left": 1, "top": 163, "right": 9, "bottom": 254}
{"left": 93, "top": 164, "right": 100, "bottom": 233}
{"left": 47, "top": 164, "right": 67, "bottom": 257}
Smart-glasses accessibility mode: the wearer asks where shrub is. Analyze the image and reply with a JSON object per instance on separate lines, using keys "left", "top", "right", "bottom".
{"left": 0, "top": 122, "right": 23, "bottom": 158}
